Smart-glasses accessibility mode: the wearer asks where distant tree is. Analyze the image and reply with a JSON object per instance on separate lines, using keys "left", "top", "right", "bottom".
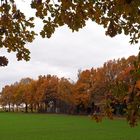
{"left": 2, "top": 54, "right": 140, "bottom": 126}
{"left": 58, "top": 78, "right": 75, "bottom": 113}
{"left": 74, "top": 70, "right": 92, "bottom": 114}
{"left": 1, "top": 85, "right": 15, "bottom": 111}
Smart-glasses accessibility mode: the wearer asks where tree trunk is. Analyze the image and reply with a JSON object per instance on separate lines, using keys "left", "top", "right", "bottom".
{"left": 12, "top": 104, "right": 14, "bottom": 112}
{"left": 30, "top": 104, "right": 33, "bottom": 113}
{"left": 25, "top": 103, "right": 28, "bottom": 113}
{"left": 8, "top": 103, "right": 11, "bottom": 112}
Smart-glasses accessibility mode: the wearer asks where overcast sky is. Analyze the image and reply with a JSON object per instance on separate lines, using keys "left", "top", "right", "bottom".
{"left": 0, "top": 1, "right": 140, "bottom": 91}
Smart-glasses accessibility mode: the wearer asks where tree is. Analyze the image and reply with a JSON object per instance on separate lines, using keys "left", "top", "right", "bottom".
{"left": 57, "top": 77, "right": 75, "bottom": 113}
{"left": 0, "top": 0, "right": 35, "bottom": 66}
{"left": 2, "top": 55, "right": 140, "bottom": 125}
{"left": 0, "top": 85, "right": 14, "bottom": 111}
{"left": 0, "top": 0, "right": 140, "bottom": 66}
{"left": 31, "top": 0, "right": 140, "bottom": 43}
{"left": 74, "top": 70, "right": 92, "bottom": 114}
{"left": 11, "top": 78, "right": 33, "bottom": 112}
{"left": 26, "top": 80, "right": 37, "bottom": 112}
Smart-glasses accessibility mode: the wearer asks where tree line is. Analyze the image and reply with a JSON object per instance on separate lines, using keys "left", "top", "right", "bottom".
{"left": 1, "top": 54, "right": 140, "bottom": 126}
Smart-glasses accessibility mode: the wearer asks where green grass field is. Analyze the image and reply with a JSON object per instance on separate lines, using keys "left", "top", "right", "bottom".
{"left": 0, "top": 113, "right": 140, "bottom": 140}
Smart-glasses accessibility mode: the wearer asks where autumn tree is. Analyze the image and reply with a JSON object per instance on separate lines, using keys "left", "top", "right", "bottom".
{"left": 42, "top": 75, "right": 59, "bottom": 112}
{"left": 33, "top": 75, "right": 46, "bottom": 111}
{"left": 26, "top": 80, "right": 38, "bottom": 112}
{"left": 0, "top": 85, "right": 14, "bottom": 111}
{"left": 12, "top": 83, "right": 25, "bottom": 111}
{"left": 0, "top": 0, "right": 36, "bottom": 66}
{"left": 73, "top": 70, "right": 92, "bottom": 114}
{"left": 18, "top": 78, "right": 34, "bottom": 112}
{"left": 124, "top": 54, "right": 140, "bottom": 126}
{"left": 1, "top": 54, "right": 140, "bottom": 125}
{"left": 57, "top": 77, "right": 75, "bottom": 113}
{"left": 33, "top": 75, "right": 59, "bottom": 112}
{"left": 0, "top": 0, "right": 139, "bottom": 66}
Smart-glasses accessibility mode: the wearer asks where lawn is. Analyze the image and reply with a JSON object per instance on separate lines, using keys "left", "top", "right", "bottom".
{"left": 0, "top": 113, "right": 140, "bottom": 140}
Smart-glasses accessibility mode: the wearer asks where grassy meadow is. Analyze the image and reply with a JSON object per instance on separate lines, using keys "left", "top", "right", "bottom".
{"left": 0, "top": 113, "right": 140, "bottom": 140}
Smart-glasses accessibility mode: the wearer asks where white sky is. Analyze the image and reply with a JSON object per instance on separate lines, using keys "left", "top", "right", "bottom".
{"left": 0, "top": 1, "right": 140, "bottom": 91}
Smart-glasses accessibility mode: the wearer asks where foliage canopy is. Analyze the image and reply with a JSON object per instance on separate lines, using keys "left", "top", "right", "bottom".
{"left": 0, "top": 0, "right": 140, "bottom": 66}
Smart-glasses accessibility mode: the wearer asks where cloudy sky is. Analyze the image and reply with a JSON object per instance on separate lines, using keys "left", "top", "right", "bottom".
{"left": 0, "top": 1, "right": 140, "bottom": 91}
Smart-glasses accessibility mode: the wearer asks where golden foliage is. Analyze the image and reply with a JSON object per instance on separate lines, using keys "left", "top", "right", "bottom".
{"left": 0, "top": 0, "right": 140, "bottom": 66}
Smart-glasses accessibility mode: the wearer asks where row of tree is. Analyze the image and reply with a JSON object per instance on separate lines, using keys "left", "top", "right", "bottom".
{"left": 1, "top": 55, "right": 140, "bottom": 126}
